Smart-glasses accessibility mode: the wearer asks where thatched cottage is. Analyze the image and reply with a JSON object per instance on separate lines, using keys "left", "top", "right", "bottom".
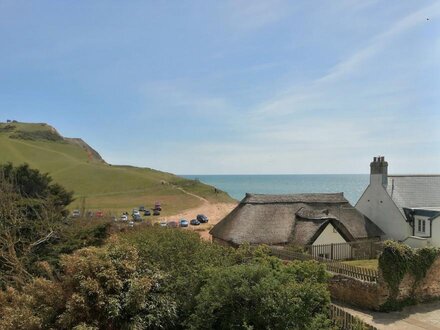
{"left": 210, "top": 193, "right": 384, "bottom": 251}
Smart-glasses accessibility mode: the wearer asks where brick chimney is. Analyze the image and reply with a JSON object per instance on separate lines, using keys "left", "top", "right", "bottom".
{"left": 370, "top": 156, "right": 388, "bottom": 186}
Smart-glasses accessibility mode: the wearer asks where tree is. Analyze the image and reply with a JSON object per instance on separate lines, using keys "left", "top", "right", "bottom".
{"left": 0, "top": 242, "right": 177, "bottom": 330}
{"left": 188, "top": 258, "right": 333, "bottom": 330}
{"left": 0, "top": 163, "right": 73, "bottom": 287}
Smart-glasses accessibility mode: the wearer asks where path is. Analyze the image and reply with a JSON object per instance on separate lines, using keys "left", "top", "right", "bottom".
{"left": 335, "top": 301, "right": 440, "bottom": 329}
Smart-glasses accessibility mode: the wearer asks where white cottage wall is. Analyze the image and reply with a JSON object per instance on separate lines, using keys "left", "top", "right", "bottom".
{"left": 356, "top": 175, "right": 410, "bottom": 241}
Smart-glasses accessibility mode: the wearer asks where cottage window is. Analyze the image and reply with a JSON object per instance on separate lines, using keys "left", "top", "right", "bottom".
{"left": 417, "top": 219, "right": 426, "bottom": 234}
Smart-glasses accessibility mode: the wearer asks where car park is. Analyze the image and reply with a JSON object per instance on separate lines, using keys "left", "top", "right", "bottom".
{"left": 197, "top": 214, "right": 209, "bottom": 223}
{"left": 190, "top": 219, "right": 200, "bottom": 226}
{"left": 167, "top": 221, "right": 178, "bottom": 228}
{"left": 133, "top": 214, "right": 142, "bottom": 222}
{"left": 153, "top": 210, "right": 160, "bottom": 216}
{"left": 144, "top": 210, "right": 151, "bottom": 216}
{"left": 120, "top": 214, "right": 128, "bottom": 222}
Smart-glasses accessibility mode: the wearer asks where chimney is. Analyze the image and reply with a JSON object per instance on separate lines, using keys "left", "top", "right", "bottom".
{"left": 370, "top": 156, "right": 388, "bottom": 186}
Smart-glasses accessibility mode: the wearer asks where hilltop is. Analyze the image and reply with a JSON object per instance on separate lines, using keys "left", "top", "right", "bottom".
{"left": 0, "top": 121, "right": 235, "bottom": 215}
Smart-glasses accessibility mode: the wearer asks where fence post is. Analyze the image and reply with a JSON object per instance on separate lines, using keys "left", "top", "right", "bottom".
{"left": 330, "top": 243, "right": 334, "bottom": 260}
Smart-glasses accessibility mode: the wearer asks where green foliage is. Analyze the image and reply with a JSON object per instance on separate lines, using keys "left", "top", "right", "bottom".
{"left": 0, "top": 162, "right": 74, "bottom": 216}
{"left": 121, "top": 228, "right": 333, "bottom": 329}
{"left": 0, "top": 164, "right": 73, "bottom": 287}
{"left": 0, "top": 242, "right": 177, "bottom": 330}
{"left": 31, "top": 218, "right": 112, "bottom": 269}
{"left": 379, "top": 241, "right": 439, "bottom": 311}
{"left": 10, "top": 130, "right": 64, "bottom": 142}
{"left": 187, "top": 259, "right": 331, "bottom": 330}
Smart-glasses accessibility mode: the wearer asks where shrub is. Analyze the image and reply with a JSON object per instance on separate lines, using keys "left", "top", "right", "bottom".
{"left": 188, "top": 259, "right": 331, "bottom": 330}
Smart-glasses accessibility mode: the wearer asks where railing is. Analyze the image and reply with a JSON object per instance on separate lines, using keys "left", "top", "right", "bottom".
{"left": 305, "top": 239, "right": 383, "bottom": 261}
{"left": 330, "top": 304, "right": 378, "bottom": 330}
{"left": 269, "top": 248, "right": 379, "bottom": 282}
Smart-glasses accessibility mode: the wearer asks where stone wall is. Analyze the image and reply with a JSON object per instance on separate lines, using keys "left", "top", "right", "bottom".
{"left": 328, "top": 275, "right": 388, "bottom": 310}
{"left": 329, "top": 256, "right": 440, "bottom": 311}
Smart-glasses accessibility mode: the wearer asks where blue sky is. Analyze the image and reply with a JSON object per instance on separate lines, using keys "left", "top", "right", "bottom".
{"left": 1, "top": 0, "right": 439, "bottom": 174}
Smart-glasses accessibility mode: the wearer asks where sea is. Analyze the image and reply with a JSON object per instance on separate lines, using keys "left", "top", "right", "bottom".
{"left": 182, "top": 174, "right": 369, "bottom": 205}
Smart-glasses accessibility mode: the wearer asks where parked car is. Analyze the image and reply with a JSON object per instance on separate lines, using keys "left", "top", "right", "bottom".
{"left": 128, "top": 221, "right": 134, "bottom": 227}
{"left": 154, "top": 202, "right": 162, "bottom": 211}
{"left": 179, "top": 219, "right": 189, "bottom": 227}
{"left": 190, "top": 219, "right": 200, "bottom": 226}
{"left": 72, "top": 210, "right": 81, "bottom": 218}
{"left": 120, "top": 214, "right": 128, "bottom": 222}
{"left": 133, "top": 214, "right": 142, "bottom": 222}
{"left": 197, "top": 214, "right": 209, "bottom": 223}
{"left": 167, "top": 221, "right": 178, "bottom": 228}
{"left": 132, "top": 209, "right": 140, "bottom": 216}
{"left": 87, "top": 211, "right": 94, "bottom": 218}
{"left": 111, "top": 216, "right": 117, "bottom": 222}
{"left": 139, "top": 206, "right": 145, "bottom": 211}
{"left": 159, "top": 220, "right": 167, "bottom": 227}
{"left": 95, "top": 211, "right": 104, "bottom": 218}
{"left": 144, "top": 210, "right": 151, "bottom": 216}
{"left": 153, "top": 210, "right": 160, "bottom": 216}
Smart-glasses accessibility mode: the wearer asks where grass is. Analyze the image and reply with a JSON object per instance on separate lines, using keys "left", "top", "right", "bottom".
{"left": 0, "top": 122, "right": 235, "bottom": 214}
{"left": 342, "top": 259, "right": 378, "bottom": 270}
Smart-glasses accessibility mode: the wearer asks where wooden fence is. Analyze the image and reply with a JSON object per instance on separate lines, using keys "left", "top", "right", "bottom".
{"left": 269, "top": 248, "right": 379, "bottom": 282}
{"left": 330, "top": 304, "right": 378, "bottom": 330}
{"left": 305, "top": 239, "right": 383, "bottom": 261}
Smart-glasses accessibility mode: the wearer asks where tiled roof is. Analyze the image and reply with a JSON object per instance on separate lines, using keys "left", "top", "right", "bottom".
{"left": 386, "top": 175, "right": 440, "bottom": 214}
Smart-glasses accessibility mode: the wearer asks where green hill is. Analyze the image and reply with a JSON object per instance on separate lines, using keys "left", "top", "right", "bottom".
{"left": 0, "top": 121, "right": 234, "bottom": 215}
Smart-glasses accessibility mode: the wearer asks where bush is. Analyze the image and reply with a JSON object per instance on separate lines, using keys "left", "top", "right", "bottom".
{"left": 0, "top": 242, "right": 177, "bottom": 330}
{"left": 188, "top": 259, "right": 331, "bottom": 330}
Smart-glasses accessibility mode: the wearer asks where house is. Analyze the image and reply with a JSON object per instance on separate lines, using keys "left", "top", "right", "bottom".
{"left": 210, "top": 192, "right": 384, "bottom": 258}
{"left": 356, "top": 156, "right": 440, "bottom": 247}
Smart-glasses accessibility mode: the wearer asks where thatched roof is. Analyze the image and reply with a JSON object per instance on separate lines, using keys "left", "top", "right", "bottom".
{"left": 210, "top": 193, "right": 384, "bottom": 246}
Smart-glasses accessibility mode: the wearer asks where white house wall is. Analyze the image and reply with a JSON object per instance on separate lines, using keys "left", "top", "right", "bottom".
{"left": 313, "top": 223, "right": 347, "bottom": 245}
{"left": 311, "top": 223, "right": 351, "bottom": 260}
{"left": 356, "top": 176, "right": 410, "bottom": 241}
{"left": 430, "top": 220, "right": 440, "bottom": 247}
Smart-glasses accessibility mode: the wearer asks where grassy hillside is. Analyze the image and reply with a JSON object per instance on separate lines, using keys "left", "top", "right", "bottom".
{"left": 0, "top": 122, "right": 234, "bottom": 215}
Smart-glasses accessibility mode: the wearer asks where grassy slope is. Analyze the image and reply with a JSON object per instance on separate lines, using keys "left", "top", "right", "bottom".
{"left": 0, "top": 122, "right": 234, "bottom": 215}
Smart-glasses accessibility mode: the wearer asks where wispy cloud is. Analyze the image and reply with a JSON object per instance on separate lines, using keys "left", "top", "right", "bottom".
{"left": 255, "top": 2, "right": 440, "bottom": 116}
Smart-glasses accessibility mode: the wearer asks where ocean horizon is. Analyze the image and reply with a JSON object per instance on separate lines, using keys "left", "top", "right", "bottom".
{"left": 182, "top": 174, "right": 369, "bottom": 205}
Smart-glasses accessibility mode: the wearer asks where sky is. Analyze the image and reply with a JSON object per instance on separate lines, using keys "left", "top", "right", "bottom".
{"left": 1, "top": 0, "right": 439, "bottom": 174}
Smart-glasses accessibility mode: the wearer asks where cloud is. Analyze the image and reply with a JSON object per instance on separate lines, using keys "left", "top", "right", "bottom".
{"left": 255, "top": 1, "right": 440, "bottom": 117}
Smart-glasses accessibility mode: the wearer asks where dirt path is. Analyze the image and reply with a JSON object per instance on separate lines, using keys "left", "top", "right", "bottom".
{"left": 158, "top": 189, "right": 236, "bottom": 241}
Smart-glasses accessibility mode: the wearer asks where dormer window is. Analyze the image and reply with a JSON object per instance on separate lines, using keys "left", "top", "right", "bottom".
{"left": 417, "top": 219, "right": 426, "bottom": 234}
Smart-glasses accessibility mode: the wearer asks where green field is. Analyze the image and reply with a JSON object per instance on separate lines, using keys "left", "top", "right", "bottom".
{"left": 0, "top": 122, "right": 235, "bottom": 215}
